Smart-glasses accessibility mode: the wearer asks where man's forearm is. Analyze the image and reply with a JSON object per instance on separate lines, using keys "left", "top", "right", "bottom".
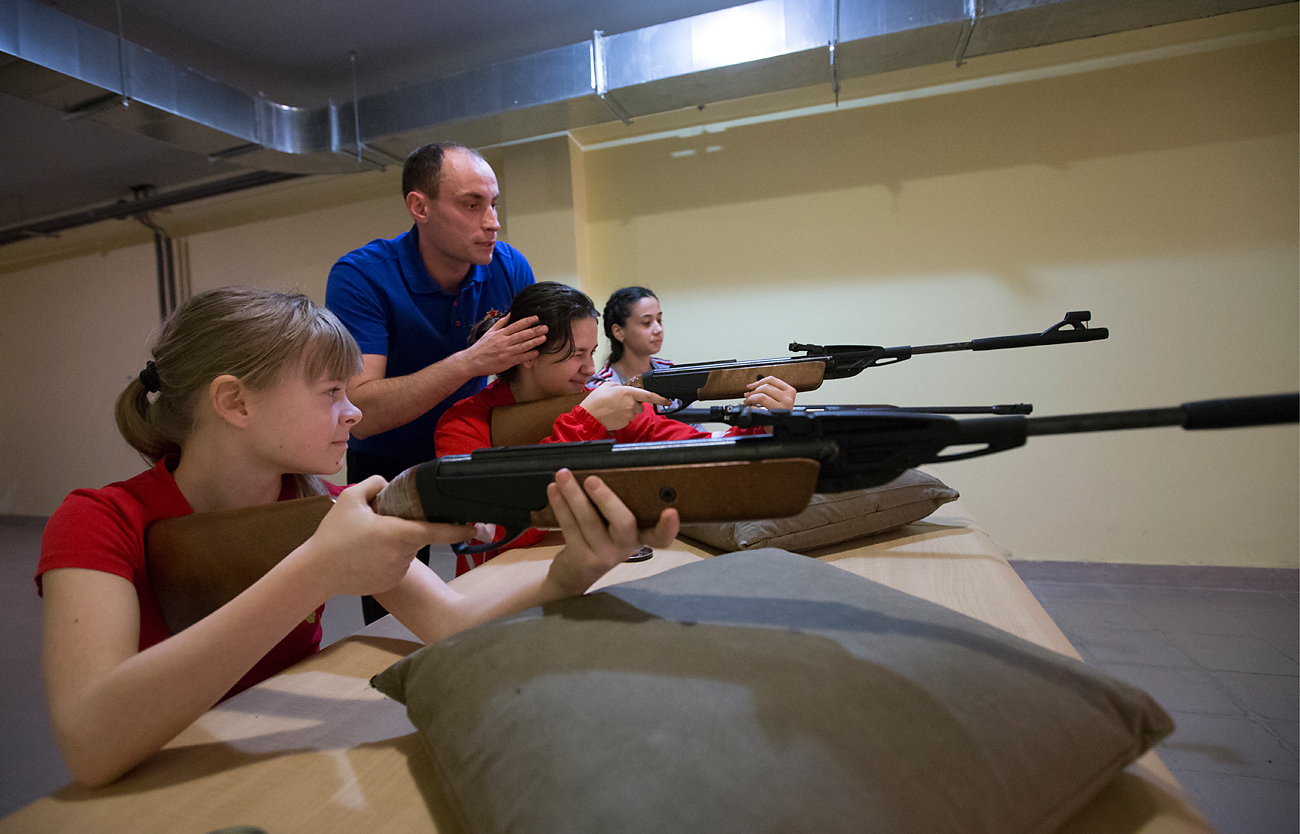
{"left": 350, "top": 352, "right": 477, "bottom": 439}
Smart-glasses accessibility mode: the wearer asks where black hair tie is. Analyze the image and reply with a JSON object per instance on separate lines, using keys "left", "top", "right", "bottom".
{"left": 139, "top": 360, "right": 162, "bottom": 393}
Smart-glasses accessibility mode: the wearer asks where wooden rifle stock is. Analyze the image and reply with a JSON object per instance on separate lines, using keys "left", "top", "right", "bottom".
{"left": 375, "top": 457, "right": 818, "bottom": 528}
{"left": 145, "top": 457, "right": 819, "bottom": 633}
{"left": 147, "top": 474, "right": 433, "bottom": 634}
{"left": 694, "top": 361, "right": 827, "bottom": 399}
{"left": 146, "top": 495, "right": 334, "bottom": 635}
{"left": 489, "top": 392, "right": 585, "bottom": 447}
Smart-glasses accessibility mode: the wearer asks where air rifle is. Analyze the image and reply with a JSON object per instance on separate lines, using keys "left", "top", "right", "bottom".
{"left": 147, "top": 392, "right": 1296, "bottom": 633}
{"left": 488, "top": 311, "right": 1107, "bottom": 446}
{"left": 642, "top": 309, "right": 1107, "bottom": 410}
{"left": 392, "top": 392, "right": 1296, "bottom": 548}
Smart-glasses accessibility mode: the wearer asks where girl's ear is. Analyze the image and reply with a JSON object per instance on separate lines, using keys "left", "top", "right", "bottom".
{"left": 209, "top": 374, "right": 251, "bottom": 428}
{"left": 610, "top": 323, "right": 625, "bottom": 343}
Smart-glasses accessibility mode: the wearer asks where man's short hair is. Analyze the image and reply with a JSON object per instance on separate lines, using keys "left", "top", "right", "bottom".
{"left": 402, "top": 142, "right": 485, "bottom": 200}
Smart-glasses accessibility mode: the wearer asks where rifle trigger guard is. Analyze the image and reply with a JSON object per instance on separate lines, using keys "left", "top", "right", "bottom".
{"left": 654, "top": 400, "right": 691, "bottom": 416}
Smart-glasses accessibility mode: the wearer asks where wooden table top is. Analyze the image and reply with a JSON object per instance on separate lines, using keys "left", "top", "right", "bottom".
{"left": 0, "top": 515, "right": 1214, "bottom": 834}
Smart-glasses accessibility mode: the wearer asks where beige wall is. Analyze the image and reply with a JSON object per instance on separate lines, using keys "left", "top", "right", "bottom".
{"left": 1, "top": 9, "right": 1295, "bottom": 569}
{"left": 498, "top": 138, "right": 580, "bottom": 287}
{"left": 0, "top": 182, "right": 413, "bottom": 511}
{"left": 571, "top": 24, "right": 1299, "bottom": 568}
{"left": 1, "top": 246, "right": 158, "bottom": 516}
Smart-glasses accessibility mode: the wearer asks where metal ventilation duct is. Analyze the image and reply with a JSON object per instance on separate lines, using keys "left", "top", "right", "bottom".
{"left": 0, "top": 0, "right": 1286, "bottom": 176}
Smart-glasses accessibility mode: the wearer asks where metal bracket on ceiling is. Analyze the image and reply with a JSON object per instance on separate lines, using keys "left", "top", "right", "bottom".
{"left": 591, "top": 30, "right": 633, "bottom": 126}
{"left": 64, "top": 0, "right": 132, "bottom": 121}
{"left": 318, "top": 55, "right": 404, "bottom": 171}
{"left": 356, "top": 142, "right": 405, "bottom": 168}
{"left": 954, "top": 0, "right": 979, "bottom": 67}
{"left": 115, "top": 0, "right": 131, "bottom": 107}
{"left": 327, "top": 98, "right": 403, "bottom": 171}
{"left": 332, "top": 145, "right": 402, "bottom": 172}
{"left": 62, "top": 91, "right": 127, "bottom": 122}
{"left": 829, "top": 0, "right": 841, "bottom": 105}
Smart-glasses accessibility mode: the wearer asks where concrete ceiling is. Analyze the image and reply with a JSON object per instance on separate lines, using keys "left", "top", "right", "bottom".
{"left": 0, "top": 0, "right": 1288, "bottom": 240}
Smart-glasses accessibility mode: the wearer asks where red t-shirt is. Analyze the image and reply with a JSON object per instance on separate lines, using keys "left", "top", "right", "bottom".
{"left": 37, "top": 456, "right": 340, "bottom": 700}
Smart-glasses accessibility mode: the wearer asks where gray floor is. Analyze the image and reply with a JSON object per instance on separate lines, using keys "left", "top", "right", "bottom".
{"left": 1014, "top": 562, "right": 1299, "bottom": 834}
{"left": 1, "top": 517, "right": 1296, "bottom": 833}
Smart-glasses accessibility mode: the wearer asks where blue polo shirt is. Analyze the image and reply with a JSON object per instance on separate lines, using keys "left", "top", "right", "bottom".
{"left": 325, "top": 226, "right": 535, "bottom": 462}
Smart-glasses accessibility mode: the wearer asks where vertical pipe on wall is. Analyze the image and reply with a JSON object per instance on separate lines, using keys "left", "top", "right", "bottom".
{"left": 138, "top": 208, "right": 176, "bottom": 320}
{"left": 151, "top": 228, "right": 166, "bottom": 320}
{"left": 177, "top": 237, "right": 192, "bottom": 306}
{"left": 164, "top": 234, "right": 177, "bottom": 314}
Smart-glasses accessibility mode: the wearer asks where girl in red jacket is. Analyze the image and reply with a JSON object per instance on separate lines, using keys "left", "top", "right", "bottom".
{"left": 435, "top": 282, "right": 794, "bottom": 570}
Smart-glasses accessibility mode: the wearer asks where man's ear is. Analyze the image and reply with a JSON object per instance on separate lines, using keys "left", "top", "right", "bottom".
{"left": 209, "top": 375, "right": 251, "bottom": 428}
{"left": 406, "top": 189, "right": 430, "bottom": 224}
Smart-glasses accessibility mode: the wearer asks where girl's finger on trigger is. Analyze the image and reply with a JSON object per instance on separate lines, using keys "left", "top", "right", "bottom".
{"left": 632, "top": 388, "right": 670, "bottom": 405}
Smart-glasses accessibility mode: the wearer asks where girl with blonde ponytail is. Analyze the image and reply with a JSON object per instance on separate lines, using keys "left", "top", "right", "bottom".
{"left": 37, "top": 286, "right": 677, "bottom": 788}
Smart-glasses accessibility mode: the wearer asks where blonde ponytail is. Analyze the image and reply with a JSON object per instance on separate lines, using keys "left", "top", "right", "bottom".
{"left": 114, "top": 376, "right": 182, "bottom": 464}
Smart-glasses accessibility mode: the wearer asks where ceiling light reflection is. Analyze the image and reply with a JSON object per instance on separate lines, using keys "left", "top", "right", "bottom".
{"left": 691, "top": 0, "right": 787, "bottom": 71}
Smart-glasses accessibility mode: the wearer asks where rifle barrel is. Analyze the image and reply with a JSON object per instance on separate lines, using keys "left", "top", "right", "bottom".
{"left": 907, "top": 327, "right": 1111, "bottom": 357}
{"left": 1022, "top": 394, "right": 1299, "bottom": 437}
{"left": 908, "top": 341, "right": 971, "bottom": 355}
{"left": 1025, "top": 407, "right": 1187, "bottom": 436}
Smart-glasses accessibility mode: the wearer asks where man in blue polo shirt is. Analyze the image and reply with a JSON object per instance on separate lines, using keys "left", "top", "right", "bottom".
{"left": 327, "top": 142, "right": 546, "bottom": 621}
